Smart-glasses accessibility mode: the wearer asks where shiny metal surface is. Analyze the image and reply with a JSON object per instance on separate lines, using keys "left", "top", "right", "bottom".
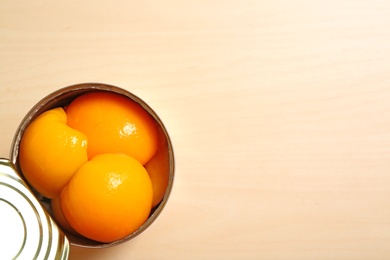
{"left": 0, "top": 158, "right": 69, "bottom": 260}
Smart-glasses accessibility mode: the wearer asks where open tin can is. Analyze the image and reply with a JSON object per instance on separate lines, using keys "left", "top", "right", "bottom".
{"left": 0, "top": 83, "right": 175, "bottom": 259}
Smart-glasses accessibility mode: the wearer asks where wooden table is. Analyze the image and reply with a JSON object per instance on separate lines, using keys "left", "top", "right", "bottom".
{"left": 1, "top": 1, "right": 390, "bottom": 259}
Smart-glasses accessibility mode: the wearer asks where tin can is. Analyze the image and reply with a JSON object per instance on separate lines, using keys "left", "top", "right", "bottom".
{"left": 0, "top": 83, "right": 175, "bottom": 257}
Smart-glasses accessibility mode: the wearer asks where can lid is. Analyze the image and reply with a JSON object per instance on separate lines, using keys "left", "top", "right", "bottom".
{"left": 0, "top": 158, "right": 69, "bottom": 260}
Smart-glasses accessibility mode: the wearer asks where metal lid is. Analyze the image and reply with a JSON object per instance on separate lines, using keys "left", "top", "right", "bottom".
{"left": 0, "top": 158, "right": 69, "bottom": 260}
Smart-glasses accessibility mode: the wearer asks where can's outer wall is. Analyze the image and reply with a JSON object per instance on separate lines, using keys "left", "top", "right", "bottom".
{"left": 0, "top": 158, "right": 69, "bottom": 260}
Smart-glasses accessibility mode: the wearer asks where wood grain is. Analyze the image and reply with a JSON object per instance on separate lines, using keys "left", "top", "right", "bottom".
{"left": 1, "top": 1, "right": 390, "bottom": 259}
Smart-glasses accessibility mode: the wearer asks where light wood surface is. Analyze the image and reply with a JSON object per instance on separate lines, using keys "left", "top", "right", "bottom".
{"left": 2, "top": 1, "right": 390, "bottom": 259}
